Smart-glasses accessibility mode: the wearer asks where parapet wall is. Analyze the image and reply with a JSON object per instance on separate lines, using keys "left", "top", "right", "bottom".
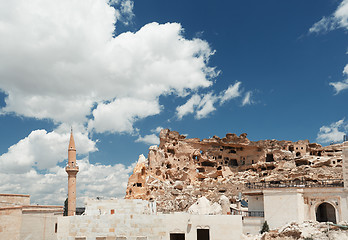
{"left": 84, "top": 198, "right": 156, "bottom": 215}
{"left": 0, "top": 194, "right": 30, "bottom": 208}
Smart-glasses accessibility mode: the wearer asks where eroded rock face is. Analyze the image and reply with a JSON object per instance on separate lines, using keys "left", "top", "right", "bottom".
{"left": 242, "top": 221, "right": 348, "bottom": 240}
{"left": 126, "top": 129, "right": 343, "bottom": 213}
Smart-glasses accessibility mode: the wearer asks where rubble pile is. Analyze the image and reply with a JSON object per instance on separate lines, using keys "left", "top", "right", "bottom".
{"left": 242, "top": 221, "right": 348, "bottom": 240}
{"left": 125, "top": 129, "right": 343, "bottom": 212}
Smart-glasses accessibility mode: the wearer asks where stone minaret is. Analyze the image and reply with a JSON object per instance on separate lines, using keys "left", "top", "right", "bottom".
{"left": 65, "top": 129, "right": 79, "bottom": 216}
{"left": 343, "top": 139, "right": 348, "bottom": 191}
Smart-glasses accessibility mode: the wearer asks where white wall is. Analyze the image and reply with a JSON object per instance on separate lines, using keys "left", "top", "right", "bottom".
{"left": 242, "top": 217, "right": 264, "bottom": 235}
{"left": 0, "top": 208, "right": 22, "bottom": 240}
{"left": 20, "top": 212, "right": 59, "bottom": 240}
{"left": 84, "top": 198, "right": 152, "bottom": 216}
{"left": 57, "top": 213, "right": 242, "bottom": 240}
{"left": 247, "top": 195, "right": 264, "bottom": 212}
{"left": 263, "top": 189, "right": 304, "bottom": 229}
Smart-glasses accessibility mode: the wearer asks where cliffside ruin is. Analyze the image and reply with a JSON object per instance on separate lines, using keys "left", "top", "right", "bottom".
{"left": 125, "top": 129, "right": 343, "bottom": 212}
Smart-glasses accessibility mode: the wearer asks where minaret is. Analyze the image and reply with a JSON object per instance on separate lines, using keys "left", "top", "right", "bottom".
{"left": 343, "top": 137, "right": 348, "bottom": 191}
{"left": 65, "top": 129, "right": 79, "bottom": 216}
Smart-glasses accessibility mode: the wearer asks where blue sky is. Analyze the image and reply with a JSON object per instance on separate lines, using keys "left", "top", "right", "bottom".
{"left": 0, "top": 0, "right": 347, "bottom": 205}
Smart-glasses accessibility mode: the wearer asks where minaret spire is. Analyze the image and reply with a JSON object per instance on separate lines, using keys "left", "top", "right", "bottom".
{"left": 65, "top": 129, "right": 79, "bottom": 216}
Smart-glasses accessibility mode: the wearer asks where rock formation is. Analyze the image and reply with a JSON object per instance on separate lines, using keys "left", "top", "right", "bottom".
{"left": 242, "top": 221, "right": 348, "bottom": 240}
{"left": 126, "top": 129, "right": 343, "bottom": 213}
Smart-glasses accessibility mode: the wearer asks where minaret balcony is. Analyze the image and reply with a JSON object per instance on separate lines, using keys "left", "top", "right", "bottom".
{"left": 65, "top": 165, "right": 79, "bottom": 173}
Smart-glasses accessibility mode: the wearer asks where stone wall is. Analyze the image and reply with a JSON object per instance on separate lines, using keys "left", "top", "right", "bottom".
{"left": 84, "top": 198, "right": 155, "bottom": 216}
{"left": 0, "top": 194, "right": 30, "bottom": 207}
{"left": 57, "top": 213, "right": 242, "bottom": 240}
{"left": 0, "top": 194, "right": 63, "bottom": 240}
{"left": 0, "top": 207, "right": 22, "bottom": 240}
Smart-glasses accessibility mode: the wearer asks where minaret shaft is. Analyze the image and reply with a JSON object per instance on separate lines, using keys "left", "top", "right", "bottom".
{"left": 65, "top": 130, "right": 79, "bottom": 216}
{"left": 343, "top": 141, "right": 348, "bottom": 191}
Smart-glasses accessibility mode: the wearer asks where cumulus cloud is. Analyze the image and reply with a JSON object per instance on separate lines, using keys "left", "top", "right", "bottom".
{"left": 151, "top": 126, "right": 164, "bottom": 134}
{"left": 135, "top": 126, "right": 163, "bottom": 145}
{"left": 135, "top": 134, "right": 160, "bottom": 145}
{"left": 88, "top": 98, "right": 161, "bottom": 134}
{"left": 317, "top": 119, "right": 348, "bottom": 144}
{"left": 309, "top": 0, "right": 348, "bottom": 94}
{"left": 0, "top": 158, "right": 134, "bottom": 205}
{"left": 108, "top": 0, "right": 134, "bottom": 25}
{"left": 0, "top": 0, "right": 216, "bottom": 129}
{"left": 0, "top": 125, "right": 97, "bottom": 174}
{"left": 176, "top": 81, "right": 243, "bottom": 119}
{"left": 0, "top": 0, "right": 253, "bottom": 205}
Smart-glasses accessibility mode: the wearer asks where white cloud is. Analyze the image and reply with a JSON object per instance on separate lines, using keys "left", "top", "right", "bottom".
{"left": 0, "top": 158, "right": 134, "bottom": 206}
{"left": 135, "top": 134, "right": 160, "bottom": 145}
{"left": 196, "top": 93, "right": 217, "bottom": 119}
{"left": 0, "top": 125, "right": 97, "bottom": 174}
{"left": 242, "top": 91, "right": 253, "bottom": 106}
{"left": 108, "top": 0, "right": 134, "bottom": 25}
{"left": 309, "top": 17, "right": 338, "bottom": 34}
{"left": 219, "top": 82, "right": 242, "bottom": 104}
{"left": 176, "top": 94, "right": 201, "bottom": 119}
{"left": 317, "top": 119, "right": 348, "bottom": 144}
{"left": 151, "top": 126, "right": 164, "bottom": 134}
{"left": 88, "top": 98, "right": 161, "bottom": 134}
{"left": 329, "top": 64, "right": 348, "bottom": 94}
{"left": 176, "top": 82, "right": 243, "bottom": 119}
{"left": 309, "top": 0, "right": 348, "bottom": 33}
{"left": 309, "top": 0, "right": 348, "bottom": 94}
{"left": 0, "top": 0, "right": 217, "bottom": 130}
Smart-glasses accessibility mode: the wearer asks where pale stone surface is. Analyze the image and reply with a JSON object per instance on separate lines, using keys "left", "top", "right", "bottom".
{"left": 242, "top": 221, "right": 348, "bottom": 240}
{"left": 244, "top": 187, "right": 348, "bottom": 234}
{"left": 343, "top": 141, "right": 348, "bottom": 191}
{"left": 57, "top": 212, "right": 242, "bottom": 240}
{"left": 0, "top": 194, "right": 30, "bottom": 208}
{"left": 219, "top": 195, "right": 230, "bottom": 214}
{"left": 57, "top": 197, "right": 242, "bottom": 239}
{"left": 0, "top": 194, "right": 63, "bottom": 240}
{"left": 187, "top": 197, "right": 222, "bottom": 215}
{"left": 84, "top": 198, "right": 155, "bottom": 215}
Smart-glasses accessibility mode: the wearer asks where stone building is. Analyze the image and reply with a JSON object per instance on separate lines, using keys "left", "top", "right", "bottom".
{"left": 57, "top": 198, "right": 243, "bottom": 240}
{"left": 243, "top": 140, "right": 348, "bottom": 234}
{"left": 0, "top": 193, "right": 63, "bottom": 240}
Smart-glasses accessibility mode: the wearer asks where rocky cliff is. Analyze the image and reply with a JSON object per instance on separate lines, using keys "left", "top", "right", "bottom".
{"left": 125, "top": 129, "right": 343, "bottom": 213}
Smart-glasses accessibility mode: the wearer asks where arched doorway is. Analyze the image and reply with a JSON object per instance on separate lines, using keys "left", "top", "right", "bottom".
{"left": 316, "top": 202, "right": 336, "bottom": 223}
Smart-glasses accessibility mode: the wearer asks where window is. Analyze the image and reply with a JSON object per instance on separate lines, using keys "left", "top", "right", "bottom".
{"left": 197, "top": 229, "right": 209, "bottom": 240}
{"left": 55, "top": 223, "right": 57, "bottom": 233}
{"left": 96, "top": 237, "right": 107, "bottom": 240}
{"left": 116, "top": 237, "right": 127, "bottom": 240}
{"left": 75, "top": 237, "right": 86, "bottom": 240}
{"left": 170, "top": 233, "right": 185, "bottom": 240}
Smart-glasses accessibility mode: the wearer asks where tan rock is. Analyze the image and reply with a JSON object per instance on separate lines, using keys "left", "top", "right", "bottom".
{"left": 125, "top": 129, "right": 343, "bottom": 213}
